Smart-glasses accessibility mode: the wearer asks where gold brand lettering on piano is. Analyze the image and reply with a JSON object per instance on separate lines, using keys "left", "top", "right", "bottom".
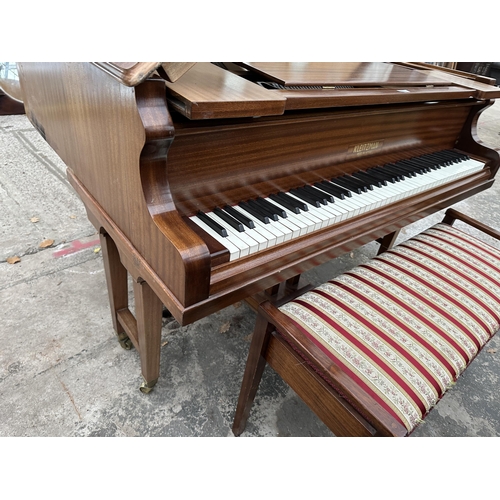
{"left": 348, "top": 140, "right": 384, "bottom": 155}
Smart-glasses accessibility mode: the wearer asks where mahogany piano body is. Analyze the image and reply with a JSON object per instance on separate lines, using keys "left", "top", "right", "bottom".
{"left": 8, "top": 62, "right": 500, "bottom": 391}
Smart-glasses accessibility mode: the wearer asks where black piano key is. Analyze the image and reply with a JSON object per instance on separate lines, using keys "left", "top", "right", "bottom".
{"left": 330, "top": 176, "right": 363, "bottom": 194}
{"left": 239, "top": 201, "right": 271, "bottom": 224}
{"left": 434, "top": 150, "right": 460, "bottom": 163}
{"left": 371, "top": 166, "right": 401, "bottom": 183}
{"left": 451, "top": 151, "right": 469, "bottom": 161}
{"left": 269, "top": 193, "right": 301, "bottom": 213}
{"left": 303, "top": 185, "right": 333, "bottom": 204}
{"left": 407, "top": 157, "right": 437, "bottom": 170}
{"left": 384, "top": 162, "right": 417, "bottom": 178}
{"left": 397, "top": 160, "right": 428, "bottom": 174}
{"left": 324, "top": 180, "right": 352, "bottom": 198}
{"left": 213, "top": 207, "right": 245, "bottom": 232}
{"left": 383, "top": 163, "right": 414, "bottom": 179}
{"left": 223, "top": 205, "right": 255, "bottom": 229}
{"left": 255, "top": 197, "right": 287, "bottom": 218}
{"left": 275, "top": 191, "right": 309, "bottom": 211}
{"left": 314, "top": 181, "right": 347, "bottom": 199}
{"left": 398, "top": 157, "right": 428, "bottom": 170}
{"left": 248, "top": 199, "right": 279, "bottom": 221}
{"left": 422, "top": 153, "right": 450, "bottom": 166}
{"left": 351, "top": 171, "right": 384, "bottom": 187}
{"left": 370, "top": 165, "right": 402, "bottom": 182}
{"left": 196, "top": 211, "right": 228, "bottom": 237}
{"left": 248, "top": 198, "right": 277, "bottom": 219}
{"left": 340, "top": 174, "right": 372, "bottom": 191}
{"left": 289, "top": 188, "right": 322, "bottom": 207}
{"left": 347, "top": 174, "right": 373, "bottom": 191}
{"left": 441, "top": 150, "right": 468, "bottom": 163}
{"left": 414, "top": 155, "right": 444, "bottom": 169}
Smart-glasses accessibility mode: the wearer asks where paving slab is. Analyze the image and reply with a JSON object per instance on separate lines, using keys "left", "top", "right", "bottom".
{"left": 0, "top": 114, "right": 94, "bottom": 262}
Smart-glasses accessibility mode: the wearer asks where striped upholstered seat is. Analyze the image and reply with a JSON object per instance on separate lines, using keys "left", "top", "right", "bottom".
{"left": 278, "top": 223, "right": 500, "bottom": 433}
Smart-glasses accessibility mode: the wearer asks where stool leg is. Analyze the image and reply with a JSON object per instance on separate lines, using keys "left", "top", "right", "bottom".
{"left": 286, "top": 274, "right": 301, "bottom": 291}
{"left": 377, "top": 229, "right": 400, "bottom": 255}
{"left": 265, "top": 283, "right": 281, "bottom": 296}
{"left": 133, "top": 279, "right": 163, "bottom": 393}
{"left": 233, "top": 314, "right": 274, "bottom": 436}
{"left": 99, "top": 231, "right": 132, "bottom": 349}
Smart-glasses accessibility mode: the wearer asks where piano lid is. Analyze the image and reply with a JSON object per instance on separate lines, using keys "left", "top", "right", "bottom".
{"left": 92, "top": 62, "right": 196, "bottom": 86}
{"left": 87, "top": 62, "right": 500, "bottom": 120}
{"left": 236, "top": 62, "right": 454, "bottom": 87}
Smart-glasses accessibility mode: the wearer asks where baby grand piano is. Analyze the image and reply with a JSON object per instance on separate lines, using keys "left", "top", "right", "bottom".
{"left": 8, "top": 62, "right": 500, "bottom": 392}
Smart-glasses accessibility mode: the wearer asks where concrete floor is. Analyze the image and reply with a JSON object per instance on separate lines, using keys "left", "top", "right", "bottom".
{"left": 1, "top": 100, "right": 500, "bottom": 438}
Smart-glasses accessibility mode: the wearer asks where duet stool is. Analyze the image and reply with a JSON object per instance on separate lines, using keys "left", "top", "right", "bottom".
{"left": 233, "top": 209, "right": 500, "bottom": 436}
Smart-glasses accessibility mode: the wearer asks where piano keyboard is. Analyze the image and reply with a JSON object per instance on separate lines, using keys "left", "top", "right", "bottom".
{"left": 190, "top": 150, "right": 485, "bottom": 261}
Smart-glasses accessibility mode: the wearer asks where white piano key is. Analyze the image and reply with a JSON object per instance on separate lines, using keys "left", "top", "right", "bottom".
{"left": 204, "top": 212, "right": 250, "bottom": 257}
{"left": 286, "top": 192, "right": 339, "bottom": 227}
{"left": 231, "top": 205, "right": 286, "bottom": 245}
{"left": 219, "top": 217, "right": 261, "bottom": 254}
{"left": 189, "top": 215, "right": 241, "bottom": 261}
{"left": 273, "top": 205, "right": 314, "bottom": 235}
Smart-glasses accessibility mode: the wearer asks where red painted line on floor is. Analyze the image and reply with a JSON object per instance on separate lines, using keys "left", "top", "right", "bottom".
{"left": 52, "top": 238, "right": 101, "bottom": 258}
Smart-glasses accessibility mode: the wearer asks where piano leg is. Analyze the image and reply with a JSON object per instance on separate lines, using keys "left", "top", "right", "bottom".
{"left": 99, "top": 231, "right": 132, "bottom": 350}
{"left": 100, "top": 230, "right": 163, "bottom": 393}
{"left": 133, "top": 279, "right": 163, "bottom": 394}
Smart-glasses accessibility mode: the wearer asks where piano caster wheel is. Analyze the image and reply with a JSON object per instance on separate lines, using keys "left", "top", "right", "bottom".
{"left": 139, "top": 379, "right": 157, "bottom": 394}
{"left": 118, "top": 334, "right": 133, "bottom": 350}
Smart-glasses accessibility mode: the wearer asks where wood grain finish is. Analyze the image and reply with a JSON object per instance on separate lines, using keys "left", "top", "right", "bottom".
{"left": 166, "top": 101, "right": 480, "bottom": 215}
{"left": 165, "top": 62, "right": 286, "bottom": 119}
{"left": 158, "top": 63, "right": 196, "bottom": 82}
{"left": 400, "top": 62, "right": 498, "bottom": 86}
{"left": 18, "top": 63, "right": 498, "bottom": 321}
{"left": 279, "top": 86, "right": 477, "bottom": 111}
{"left": 15, "top": 62, "right": 500, "bottom": 389}
{"left": 162, "top": 63, "right": 500, "bottom": 120}
{"left": 17, "top": 63, "right": 211, "bottom": 309}
{"left": 92, "top": 62, "right": 161, "bottom": 86}
{"left": 238, "top": 62, "right": 453, "bottom": 86}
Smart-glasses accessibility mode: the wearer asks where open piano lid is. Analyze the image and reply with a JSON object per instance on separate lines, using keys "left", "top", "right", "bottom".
{"left": 236, "top": 62, "right": 455, "bottom": 87}
{"left": 92, "top": 62, "right": 196, "bottom": 86}
{"left": 92, "top": 62, "right": 500, "bottom": 120}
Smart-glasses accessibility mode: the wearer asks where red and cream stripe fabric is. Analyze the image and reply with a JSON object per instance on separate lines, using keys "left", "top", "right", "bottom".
{"left": 278, "top": 223, "right": 500, "bottom": 433}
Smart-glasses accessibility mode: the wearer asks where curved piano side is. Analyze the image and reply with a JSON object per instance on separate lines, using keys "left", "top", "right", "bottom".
{"left": 16, "top": 62, "right": 213, "bottom": 318}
